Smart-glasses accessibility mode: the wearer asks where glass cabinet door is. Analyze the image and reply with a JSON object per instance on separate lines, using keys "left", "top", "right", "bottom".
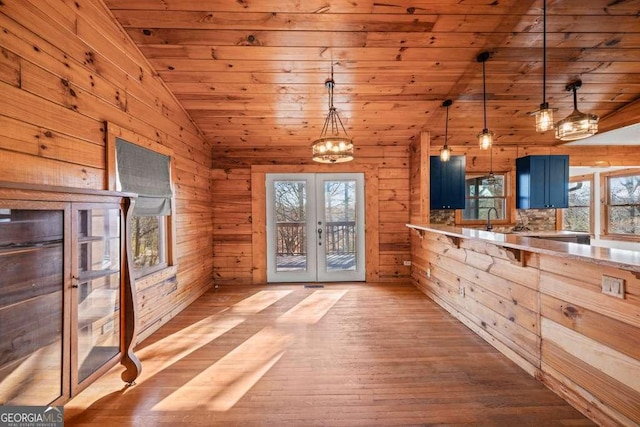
{"left": 0, "top": 207, "right": 65, "bottom": 405}
{"left": 74, "top": 206, "right": 121, "bottom": 386}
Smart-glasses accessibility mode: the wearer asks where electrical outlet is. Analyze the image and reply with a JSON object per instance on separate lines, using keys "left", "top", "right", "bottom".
{"left": 459, "top": 286, "right": 465, "bottom": 297}
{"left": 601, "top": 275, "right": 625, "bottom": 299}
{"left": 102, "top": 320, "right": 114, "bottom": 334}
{"left": 426, "top": 267, "right": 431, "bottom": 278}
{"left": 403, "top": 260, "right": 412, "bottom": 266}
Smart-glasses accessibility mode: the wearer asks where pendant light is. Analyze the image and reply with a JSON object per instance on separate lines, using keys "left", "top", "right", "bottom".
{"left": 555, "top": 80, "right": 599, "bottom": 141}
{"left": 311, "top": 64, "right": 354, "bottom": 163}
{"left": 439, "top": 99, "right": 453, "bottom": 162}
{"left": 529, "top": 0, "right": 557, "bottom": 132}
{"left": 485, "top": 146, "right": 496, "bottom": 186}
{"left": 477, "top": 51, "right": 493, "bottom": 150}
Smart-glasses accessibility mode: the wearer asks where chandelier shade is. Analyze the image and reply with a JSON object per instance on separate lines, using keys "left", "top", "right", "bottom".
{"left": 311, "top": 67, "right": 354, "bottom": 163}
{"left": 477, "top": 128, "right": 494, "bottom": 150}
{"left": 531, "top": 102, "right": 557, "bottom": 133}
{"left": 555, "top": 80, "right": 599, "bottom": 141}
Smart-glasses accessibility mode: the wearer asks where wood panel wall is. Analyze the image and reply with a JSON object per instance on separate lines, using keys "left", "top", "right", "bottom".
{"left": 538, "top": 256, "right": 640, "bottom": 425}
{"left": 0, "top": 0, "right": 213, "bottom": 340}
{"left": 411, "top": 232, "right": 541, "bottom": 374}
{"left": 211, "top": 144, "right": 412, "bottom": 285}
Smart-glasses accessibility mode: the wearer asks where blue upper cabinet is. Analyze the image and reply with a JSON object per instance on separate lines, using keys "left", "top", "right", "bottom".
{"left": 516, "top": 155, "right": 569, "bottom": 209}
{"left": 430, "top": 155, "right": 466, "bottom": 210}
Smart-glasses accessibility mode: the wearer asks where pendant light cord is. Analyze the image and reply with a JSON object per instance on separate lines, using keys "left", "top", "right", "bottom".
{"left": 542, "top": 0, "right": 547, "bottom": 104}
{"left": 328, "top": 63, "right": 334, "bottom": 111}
{"left": 445, "top": 104, "right": 449, "bottom": 143}
{"left": 482, "top": 60, "right": 487, "bottom": 129}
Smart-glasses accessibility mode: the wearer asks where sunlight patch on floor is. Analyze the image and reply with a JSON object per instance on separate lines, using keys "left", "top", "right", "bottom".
{"left": 66, "top": 289, "right": 293, "bottom": 410}
{"left": 277, "top": 289, "right": 348, "bottom": 324}
{"left": 151, "top": 326, "right": 293, "bottom": 412}
{"left": 150, "top": 289, "right": 348, "bottom": 412}
{"left": 229, "top": 290, "right": 292, "bottom": 315}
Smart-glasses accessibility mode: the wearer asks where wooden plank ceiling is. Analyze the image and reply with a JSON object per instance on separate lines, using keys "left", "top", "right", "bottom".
{"left": 105, "top": 0, "right": 640, "bottom": 150}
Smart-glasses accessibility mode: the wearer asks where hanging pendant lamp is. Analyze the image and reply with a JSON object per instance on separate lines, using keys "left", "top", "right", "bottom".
{"left": 311, "top": 64, "right": 354, "bottom": 163}
{"left": 485, "top": 145, "right": 496, "bottom": 186}
{"left": 477, "top": 51, "right": 494, "bottom": 150}
{"left": 555, "top": 80, "right": 599, "bottom": 141}
{"left": 530, "top": 0, "right": 557, "bottom": 132}
{"left": 440, "top": 99, "right": 453, "bottom": 162}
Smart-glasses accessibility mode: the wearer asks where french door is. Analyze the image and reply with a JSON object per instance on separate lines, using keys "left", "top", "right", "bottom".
{"left": 266, "top": 173, "right": 365, "bottom": 283}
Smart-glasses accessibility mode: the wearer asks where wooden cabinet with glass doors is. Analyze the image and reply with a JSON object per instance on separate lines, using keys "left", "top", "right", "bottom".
{"left": 0, "top": 183, "right": 140, "bottom": 406}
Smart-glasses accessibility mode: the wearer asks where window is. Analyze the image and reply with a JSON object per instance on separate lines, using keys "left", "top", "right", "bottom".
{"left": 107, "top": 123, "right": 176, "bottom": 278}
{"left": 603, "top": 170, "right": 640, "bottom": 238}
{"left": 130, "top": 215, "right": 167, "bottom": 271}
{"left": 562, "top": 175, "right": 592, "bottom": 233}
{"left": 457, "top": 173, "right": 509, "bottom": 224}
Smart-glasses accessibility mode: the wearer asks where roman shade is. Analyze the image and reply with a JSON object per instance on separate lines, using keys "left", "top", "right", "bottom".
{"left": 116, "top": 137, "right": 173, "bottom": 216}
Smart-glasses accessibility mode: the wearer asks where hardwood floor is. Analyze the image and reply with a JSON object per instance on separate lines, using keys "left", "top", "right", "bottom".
{"left": 65, "top": 283, "right": 593, "bottom": 426}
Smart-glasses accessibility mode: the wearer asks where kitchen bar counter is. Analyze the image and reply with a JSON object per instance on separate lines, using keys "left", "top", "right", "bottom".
{"left": 408, "top": 223, "right": 640, "bottom": 426}
{"left": 407, "top": 223, "right": 640, "bottom": 273}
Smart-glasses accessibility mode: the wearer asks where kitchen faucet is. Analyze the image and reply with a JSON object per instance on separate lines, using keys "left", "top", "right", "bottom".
{"left": 486, "top": 207, "right": 498, "bottom": 231}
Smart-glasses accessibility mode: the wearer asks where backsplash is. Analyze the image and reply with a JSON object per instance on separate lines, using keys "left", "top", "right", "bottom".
{"left": 516, "top": 208, "right": 557, "bottom": 231}
{"left": 429, "top": 208, "right": 557, "bottom": 231}
{"left": 430, "top": 209, "right": 455, "bottom": 225}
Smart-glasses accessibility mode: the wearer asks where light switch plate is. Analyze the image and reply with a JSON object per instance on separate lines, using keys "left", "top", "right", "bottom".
{"left": 601, "top": 275, "right": 625, "bottom": 299}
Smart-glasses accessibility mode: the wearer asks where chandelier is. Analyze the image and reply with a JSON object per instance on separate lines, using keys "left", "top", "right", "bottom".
{"left": 555, "top": 80, "right": 599, "bottom": 141}
{"left": 311, "top": 65, "right": 354, "bottom": 163}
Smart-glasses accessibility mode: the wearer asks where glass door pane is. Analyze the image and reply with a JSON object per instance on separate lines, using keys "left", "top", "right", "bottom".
{"left": 275, "top": 180, "right": 308, "bottom": 272}
{"left": 266, "top": 175, "right": 317, "bottom": 283}
{"left": 323, "top": 180, "right": 357, "bottom": 272}
{"left": 76, "top": 208, "right": 121, "bottom": 383}
{"left": 317, "top": 174, "right": 365, "bottom": 282}
{"left": 0, "top": 208, "right": 64, "bottom": 405}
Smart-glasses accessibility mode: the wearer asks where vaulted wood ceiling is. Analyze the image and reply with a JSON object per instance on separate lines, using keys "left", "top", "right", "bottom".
{"left": 105, "top": 0, "right": 640, "bottom": 151}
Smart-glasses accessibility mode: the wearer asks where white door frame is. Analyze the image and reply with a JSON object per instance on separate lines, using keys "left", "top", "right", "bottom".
{"left": 266, "top": 173, "right": 365, "bottom": 283}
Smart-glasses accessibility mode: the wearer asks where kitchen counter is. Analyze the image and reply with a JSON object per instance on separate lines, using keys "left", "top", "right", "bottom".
{"left": 512, "top": 230, "right": 591, "bottom": 244}
{"left": 407, "top": 223, "right": 640, "bottom": 425}
{"left": 406, "top": 223, "right": 640, "bottom": 273}
{"left": 511, "top": 230, "right": 589, "bottom": 237}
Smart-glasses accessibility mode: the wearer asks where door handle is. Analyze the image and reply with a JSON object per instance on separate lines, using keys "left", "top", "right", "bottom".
{"left": 317, "top": 227, "right": 322, "bottom": 245}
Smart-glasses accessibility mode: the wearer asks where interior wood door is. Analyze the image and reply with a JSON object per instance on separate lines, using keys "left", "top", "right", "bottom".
{"left": 266, "top": 173, "right": 365, "bottom": 283}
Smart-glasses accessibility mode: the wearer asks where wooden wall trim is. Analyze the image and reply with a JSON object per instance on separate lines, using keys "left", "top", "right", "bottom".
{"left": 251, "top": 170, "right": 267, "bottom": 284}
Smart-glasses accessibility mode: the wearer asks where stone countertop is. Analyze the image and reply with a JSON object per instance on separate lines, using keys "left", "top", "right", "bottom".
{"left": 511, "top": 230, "right": 590, "bottom": 237}
{"left": 406, "top": 223, "right": 640, "bottom": 273}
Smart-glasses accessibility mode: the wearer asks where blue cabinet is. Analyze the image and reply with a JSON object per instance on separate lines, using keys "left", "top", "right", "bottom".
{"left": 430, "top": 155, "right": 466, "bottom": 210}
{"left": 516, "top": 155, "right": 569, "bottom": 209}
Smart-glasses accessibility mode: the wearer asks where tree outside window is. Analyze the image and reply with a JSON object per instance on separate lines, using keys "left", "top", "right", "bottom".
{"left": 605, "top": 171, "right": 640, "bottom": 237}
{"left": 131, "top": 216, "right": 166, "bottom": 270}
{"left": 460, "top": 173, "right": 507, "bottom": 222}
{"left": 562, "top": 176, "right": 592, "bottom": 233}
